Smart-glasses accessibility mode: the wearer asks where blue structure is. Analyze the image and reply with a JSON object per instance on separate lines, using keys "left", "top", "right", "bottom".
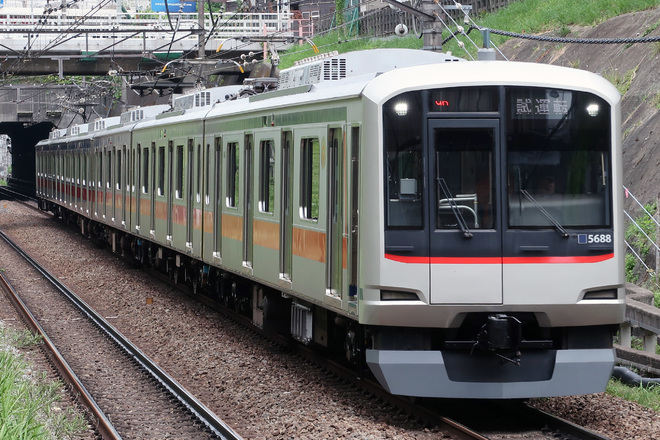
{"left": 151, "top": 0, "right": 196, "bottom": 13}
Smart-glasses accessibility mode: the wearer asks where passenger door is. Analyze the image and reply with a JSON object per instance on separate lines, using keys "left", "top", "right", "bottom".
{"left": 428, "top": 119, "right": 502, "bottom": 304}
{"left": 326, "top": 128, "right": 343, "bottom": 300}
{"left": 279, "top": 131, "right": 293, "bottom": 283}
{"left": 242, "top": 134, "right": 254, "bottom": 270}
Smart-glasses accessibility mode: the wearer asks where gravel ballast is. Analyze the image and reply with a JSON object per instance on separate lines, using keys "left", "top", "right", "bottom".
{"left": 0, "top": 200, "right": 658, "bottom": 439}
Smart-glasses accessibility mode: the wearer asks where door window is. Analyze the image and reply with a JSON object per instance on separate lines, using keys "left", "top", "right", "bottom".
{"left": 434, "top": 128, "right": 495, "bottom": 230}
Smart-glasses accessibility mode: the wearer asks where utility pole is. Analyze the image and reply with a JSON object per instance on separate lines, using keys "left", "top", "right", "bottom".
{"left": 198, "top": 0, "right": 205, "bottom": 58}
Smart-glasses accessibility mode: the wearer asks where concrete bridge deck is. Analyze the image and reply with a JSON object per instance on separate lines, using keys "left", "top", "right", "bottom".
{"left": 0, "top": 8, "right": 310, "bottom": 75}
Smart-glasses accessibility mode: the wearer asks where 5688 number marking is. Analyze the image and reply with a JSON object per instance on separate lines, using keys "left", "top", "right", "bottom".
{"left": 578, "top": 233, "right": 612, "bottom": 244}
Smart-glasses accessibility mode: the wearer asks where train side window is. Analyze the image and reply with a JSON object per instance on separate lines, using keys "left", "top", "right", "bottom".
{"left": 98, "top": 151, "right": 102, "bottom": 188}
{"left": 300, "top": 137, "right": 320, "bottom": 221}
{"left": 82, "top": 150, "right": 87, "bottom": 186}
{"left": 106, "top": 150, "right": 111, "bottom": 189}
{"left": 205, "top": 143, "right": 211, "bottom": 205}
{"left": 196, "top": 143, "right": 202, "bottom": 204}
{"left": 142, "top": 147, "right": 149, "bottom": 194}
{"left": 176, "top": 145, "right": 184, "bottom": 199}
{"left": 157, "top": 146, "right": 165, "bottom": 196}
{"left": 226, "top": 142, "right": 239, "bottom": 208}
{"left": 116, "top": 148, "right": 122, "bottom": 190}
{"left": 259, "top": 140, "right": 275, "bottom": 213}
{"left": 131, "top": 149, "right": 136, "bottom": 193}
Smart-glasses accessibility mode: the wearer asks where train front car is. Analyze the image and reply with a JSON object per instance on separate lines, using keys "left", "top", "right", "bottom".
{"left": 360, "top": 61, "right": 625, "bottom": 399}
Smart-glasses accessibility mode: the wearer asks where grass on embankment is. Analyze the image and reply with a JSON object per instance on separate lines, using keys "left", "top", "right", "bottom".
{"left": 279, "top": 0, "right": 660, "bottom": 68}
{"left": 607, "top": 378, "right": 660, "bottom": 411}
{"left": 0, "top": 326, "right": 87, "bottom": 440}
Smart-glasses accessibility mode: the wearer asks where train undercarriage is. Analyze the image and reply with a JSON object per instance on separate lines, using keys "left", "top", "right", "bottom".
{"left": 45, "top": 201, "right": 367, "bottom": 369}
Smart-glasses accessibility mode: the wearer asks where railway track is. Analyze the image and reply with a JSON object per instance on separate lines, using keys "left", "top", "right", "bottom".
{"left": 0, "top": 197, "right": 622, "bottom": 439}
{"left": 0, "top": 184, "right": 36, "bottom": 203}
{"left": 215, "top": 298, "right": 613, "bottom": 440}
{"left": 0, "top": 228, "right": 241, "bottom": 440}
{"left": 425, "top": 398, "right": 612, "bottom": 440}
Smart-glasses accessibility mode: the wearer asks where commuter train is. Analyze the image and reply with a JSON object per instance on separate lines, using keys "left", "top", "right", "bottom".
{"left": 35, "top": 48, "right": 626, "bottom": 399}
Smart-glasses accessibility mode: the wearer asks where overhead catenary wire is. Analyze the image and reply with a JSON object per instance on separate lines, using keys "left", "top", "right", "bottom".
{"left": 447, "top": 0, "right": 509, "bottom": 60}
{"left": 7, "top": 1, "right": 660, "bottom": 106}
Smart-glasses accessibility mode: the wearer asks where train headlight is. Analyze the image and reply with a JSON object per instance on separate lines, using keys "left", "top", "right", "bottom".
{"left": 394, "top": 102, "right": 408, "bottom": 116}
{"left": 586, "top": 103, "right": 600, "bottom": 117}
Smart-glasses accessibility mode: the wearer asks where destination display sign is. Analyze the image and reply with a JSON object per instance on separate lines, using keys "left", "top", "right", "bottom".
{"left": 510, "top": 90, "right": 573, "bottom": 119}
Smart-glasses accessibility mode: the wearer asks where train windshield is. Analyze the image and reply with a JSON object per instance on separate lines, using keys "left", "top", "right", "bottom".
{"left": 506, "top": 87, "right": 611, "bottom": 228}
{"left": 383, "top": 87, "right": 612, "bottom": 232}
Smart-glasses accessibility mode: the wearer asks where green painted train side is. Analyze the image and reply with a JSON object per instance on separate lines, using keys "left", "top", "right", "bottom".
{"left": 36, "top": 90, "right": 365, "bottom": 321}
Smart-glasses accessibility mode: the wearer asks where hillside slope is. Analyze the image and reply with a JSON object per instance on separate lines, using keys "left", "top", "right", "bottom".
{"left": 499, "top": 5, "right": 660, "bottom": 211}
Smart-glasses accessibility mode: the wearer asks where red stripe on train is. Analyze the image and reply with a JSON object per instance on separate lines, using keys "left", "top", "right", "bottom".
{"left": 384, "top": 253, "right": 614, "bottom": 264}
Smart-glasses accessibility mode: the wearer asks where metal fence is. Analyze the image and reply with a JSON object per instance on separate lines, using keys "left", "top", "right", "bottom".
{"left": 314, "top": 0, "right": 519, "bottom": 36}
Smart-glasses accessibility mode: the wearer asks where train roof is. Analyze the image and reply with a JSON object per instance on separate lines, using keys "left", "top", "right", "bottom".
{"left": 277, "top": 48, "right": 463, "bottom": 90}
{"left": 203, "top": 48, "right": 465, "bottom": 119}
{"left": 362, "top": 59, "right": 621, "bottom": 105}
{"left": 36, "top": 48, "right": 621, "bottom": 146}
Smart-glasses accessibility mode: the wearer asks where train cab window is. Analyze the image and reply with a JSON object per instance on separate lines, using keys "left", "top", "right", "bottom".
{"left": 259, "top": 140, "right": 275, "bottom": 213}
{"left": 227, "top": 142, "right": 239, "bottom": 208}
{"left": 300, "top": 138, "right": 320, "bottom": 221}
{"left": 175, "top": 145, "right": 184, "bottom": 199}
{"left": 384, "top": 91, "right": 424, "bottom": 229}
{"left": 505, "top": 87, "right": 611, "bottom": 228}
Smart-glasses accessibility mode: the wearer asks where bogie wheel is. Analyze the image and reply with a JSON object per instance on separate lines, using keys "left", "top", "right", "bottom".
{"left": 192, "top": 268, "right": 203, "bottom": 295}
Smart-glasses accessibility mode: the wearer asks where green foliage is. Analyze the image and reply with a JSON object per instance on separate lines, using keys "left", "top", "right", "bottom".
{"left": 335, "top": 0, "right": 346, "bottom": 27}
{"left": 557, "top": 25, "right": 571, "bottom": 37}
{"left": 443, "top": 0, "right": 660, "bottom": 60}
{"left": 203, "top": 1, "right": 225, "bottom": 13}
{"left": 607, "top": 378, "right": 660, "bottom": 411}
{"left": 625, "top": 253, "right": 639, "bottom": 284}
{"left": 0, "top": 328, "right": 42, "bottom": 349}
{"left": 652, "top": 91, "right": 660, "bottom": 110}
{"left": 280, "top": 33, "right": 422, "bottom": 69}
{"left": 0, "top": 351, "right": 48, "bottom": 439}
{"left": 624, "top": 202, "right": 657, "bottom": 285}
{"left": 0, "top": 328, "right": 87, "bottom": 440}
{"left": 603, "top": 66, "right": 639, "bottom": 96}
{"left": 281, "top": 0, "right": 659, "bottom": 67}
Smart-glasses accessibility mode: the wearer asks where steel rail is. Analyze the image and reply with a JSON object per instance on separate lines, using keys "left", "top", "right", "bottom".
{"left": 0, "top": 229, "right": 242, "bottom": 440}
{"left": 523, "top": 402, "right": 611, "bottom": 440}
{"left": 201, "top": 295, "right": 489, "bottom": 440}
{"left": 0, "top": 266, "right": 122, "bottom": 440}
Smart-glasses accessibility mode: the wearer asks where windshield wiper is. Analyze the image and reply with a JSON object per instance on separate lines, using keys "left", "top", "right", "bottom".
{"left": 437, "top": 177, "right": 473, "bottom": 239}
{"left": 520, "top": 189, "right": 569, "bottom": 238}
